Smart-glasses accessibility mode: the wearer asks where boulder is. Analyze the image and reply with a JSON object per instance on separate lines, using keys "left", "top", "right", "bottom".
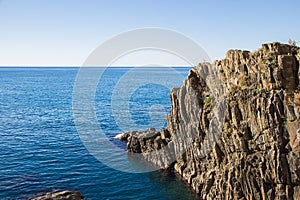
{"left": 31, "top": 190, "right": 83, "bottom": 200}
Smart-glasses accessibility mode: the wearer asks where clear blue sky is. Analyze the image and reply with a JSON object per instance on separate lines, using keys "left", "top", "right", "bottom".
{"left": 0, "top": 0, "right": 299, "bottom": 66}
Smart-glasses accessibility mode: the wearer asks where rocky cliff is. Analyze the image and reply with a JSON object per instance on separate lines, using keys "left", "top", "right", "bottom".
{"left": 123, "top": 42, "right": 300, "bottom": 199}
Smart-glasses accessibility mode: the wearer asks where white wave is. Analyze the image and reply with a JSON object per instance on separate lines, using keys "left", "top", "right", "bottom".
{"left": 113, "top": 133, "right": 125, "bottom": 140}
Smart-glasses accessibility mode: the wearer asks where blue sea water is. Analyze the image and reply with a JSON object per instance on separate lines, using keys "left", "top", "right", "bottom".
{"left": 0, "top": 67, "right": 200, "bottom": 200}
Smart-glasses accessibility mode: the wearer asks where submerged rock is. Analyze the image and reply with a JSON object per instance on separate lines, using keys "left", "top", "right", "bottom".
{"left": 31, "top": 190, "right": 83, "bottom": 200}
{"left": 121, "top": 42, "right": 300, "bottom": 199}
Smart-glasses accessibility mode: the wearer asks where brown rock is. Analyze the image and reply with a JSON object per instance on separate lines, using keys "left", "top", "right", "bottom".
{"left": 31, "top": 190, "right": 83, "bottom": 200}
{"left": 123, "top": 42, "right": 300, "bottom": 199}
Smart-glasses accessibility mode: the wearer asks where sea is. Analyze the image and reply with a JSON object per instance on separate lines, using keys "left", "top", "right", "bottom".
{"left": 0, "top": 67, "right": 200, "bottom": 200}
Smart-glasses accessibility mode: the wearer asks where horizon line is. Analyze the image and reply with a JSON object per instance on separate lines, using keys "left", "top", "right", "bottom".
{"left": 0, "top": 65, "right": 194, "bottom": 68}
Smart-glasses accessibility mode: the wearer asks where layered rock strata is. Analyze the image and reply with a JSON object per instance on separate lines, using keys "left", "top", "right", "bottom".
{"left": 122, "top": 43, "right": 300, "bottom": 199}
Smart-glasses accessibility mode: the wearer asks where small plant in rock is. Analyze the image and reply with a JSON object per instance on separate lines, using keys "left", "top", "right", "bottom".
{"left": 263, "top": 59, "right": 276, "bottom": 67}
{"left": 254, "top": 88, "right": 261, "bottom": 95}
{"left": 204, "top": 96, "right": 213, "bottom": 111}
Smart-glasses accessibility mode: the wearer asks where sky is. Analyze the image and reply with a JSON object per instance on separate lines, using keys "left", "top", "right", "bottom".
{"left": 0, "top": 0, "right": 299, "bottom": 66}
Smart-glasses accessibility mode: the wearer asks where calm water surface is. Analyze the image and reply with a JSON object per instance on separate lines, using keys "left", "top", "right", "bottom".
{"left": 0, "top": 67, "right": 199, "bottom": 200}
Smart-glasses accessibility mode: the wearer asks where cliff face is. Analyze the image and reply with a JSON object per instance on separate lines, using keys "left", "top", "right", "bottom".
{"left": 125, "top": 43, "right": 300, "bottom": 199}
